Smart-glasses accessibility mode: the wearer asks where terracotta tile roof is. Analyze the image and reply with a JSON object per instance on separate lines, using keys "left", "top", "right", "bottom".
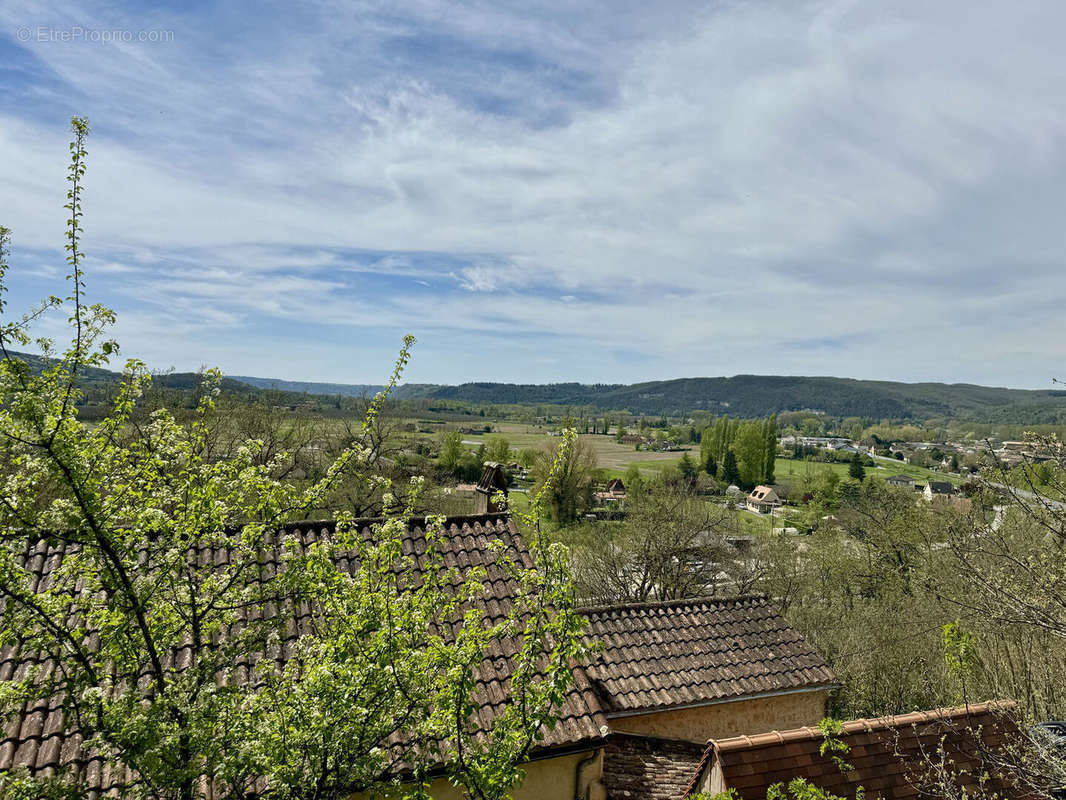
{"left": 601, "top": 733, "right": 706, "bottom": 800}
{"left": 692, "top": 701, "right": 1023, "bottom": 799}
{"left": 0, "top": 513, "right": 608, "bottom": 794}
{"left": 2, "top": 518, "right": 845, "bottom": 797}
{"left": 580, "top": 596, "right": 837, "bottom": 716}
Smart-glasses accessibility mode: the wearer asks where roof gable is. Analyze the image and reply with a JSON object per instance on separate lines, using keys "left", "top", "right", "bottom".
{"left": 748, "top": 486, "right": 780, "bottom": 502}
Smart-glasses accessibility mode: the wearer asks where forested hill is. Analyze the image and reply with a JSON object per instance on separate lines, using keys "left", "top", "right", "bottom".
{"left": 394, "top": 376, "right": 1066, "bottom": 422}
{"left": 5, "top": 352, "right": 264, "bottom": 399}
{"left": 10, "top": 351, "right": 1066, "bottom": 422}
{"left": 230, "top": 376, "right": 387, "bottom": 397}
{"left": 229, "top": 373, "right": 1066, "bottom": 423}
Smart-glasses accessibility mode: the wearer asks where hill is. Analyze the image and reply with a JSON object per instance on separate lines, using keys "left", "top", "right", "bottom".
{"left": 5, "top": 352, "right": 267, "bottom": 399}
{"left": 8, "top": 352, "right": 1066, "bottom": 422}
{"left": 230, "top": 376, "right": 387, "bottom": 397}
{"left": 236, "top": 373, "right": 1066, "bottom": 422}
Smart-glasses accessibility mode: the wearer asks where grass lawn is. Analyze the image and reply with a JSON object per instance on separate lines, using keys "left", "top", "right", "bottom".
{"left": 403, "top": 415, "right": 966, "bottom": 490}
{"left": 773, "top": 457, "right": 852, "bottom": 482}
{"left": 773, "top": 456, "right": 964, "bottom": 487}
{"left": 505, "top": 488, "right": 532, "bottom": 515}
{"left": 866, "top": 454, "right": 965, "bottom": 485}
{"left": 438, "top": 423, "right": 700, "bottom": 476}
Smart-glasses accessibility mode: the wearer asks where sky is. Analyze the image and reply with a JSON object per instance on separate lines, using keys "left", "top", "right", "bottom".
{"left": 1, "top": 0, "right": 1064, "bottom": 388}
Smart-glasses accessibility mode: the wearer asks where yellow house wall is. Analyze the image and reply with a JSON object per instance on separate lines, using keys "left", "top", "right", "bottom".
{"left": 609, "top": 689, "right": 830, "bottom": 742}
{"left": 350, "top": 751, "right": 590, "bottom": 800}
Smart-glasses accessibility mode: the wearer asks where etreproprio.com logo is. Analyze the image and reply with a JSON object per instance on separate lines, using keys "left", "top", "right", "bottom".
{"left": 16, "top": 26, "right": 175, "bottom": 43}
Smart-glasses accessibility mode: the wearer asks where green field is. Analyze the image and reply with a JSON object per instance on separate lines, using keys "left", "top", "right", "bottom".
{"left": 403, "top": 418, "right": 964, "bottom": 489}
{"left": 773, "top": 456, "right": 963, "bottom": 487}
{"left": 443, "top": 423, "right": 701, "bottom": 476}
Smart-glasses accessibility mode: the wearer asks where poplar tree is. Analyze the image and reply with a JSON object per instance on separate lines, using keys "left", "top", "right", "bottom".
{"left": 764, "top": 413, "right": 777, "bottom": 484}
{"left": 721, "top": 449, "right": 741, "bottom": 486}
{"left": 849, "top": 451, "right": 866, "bottom": 481}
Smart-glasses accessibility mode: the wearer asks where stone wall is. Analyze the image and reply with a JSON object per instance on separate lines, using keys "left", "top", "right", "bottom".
{"left": 600, "top": 734, "right": 706, "bottom": 800}
{"left": 609, "top": 689, "right": 830, "bottom": 743}
{"left": 349, "top": 751, "right": 593, "bottom": 800}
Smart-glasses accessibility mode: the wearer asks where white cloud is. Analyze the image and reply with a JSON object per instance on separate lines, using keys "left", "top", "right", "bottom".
{"left": 1, "top": 0, "right": 1065, "bottom": 384}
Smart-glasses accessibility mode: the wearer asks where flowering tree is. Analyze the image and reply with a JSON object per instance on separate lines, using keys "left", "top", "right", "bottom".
{"left": 0, "top": 118, "right": 587, "bottom": 800}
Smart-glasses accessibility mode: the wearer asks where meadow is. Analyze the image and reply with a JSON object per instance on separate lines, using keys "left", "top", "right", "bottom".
{"left": 423, "top": 420, "right": 963, "bottom": 488}
{"left": 772, "top": 455, "right": 964, "bottom": 486}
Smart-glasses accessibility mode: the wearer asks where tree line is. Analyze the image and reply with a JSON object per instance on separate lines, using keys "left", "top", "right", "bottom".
{"left": 700, "top": 414, "right": 777, "bottom": 488}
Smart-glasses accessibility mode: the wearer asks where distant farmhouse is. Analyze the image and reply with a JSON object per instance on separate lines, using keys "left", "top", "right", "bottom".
{"left": 747, "top": 485, "right": 783, "bottom": 514}
{"left": 885, "top": 474, "right": 917, "bottom": 489}
{"left": 924, "top": 480, "right": 955, "bottom": 501}
{"left": 924, "top": 480, "right": 973, "bottom": 512}
{"left": 594, "top": 478, "right": 627, "bottom": 505}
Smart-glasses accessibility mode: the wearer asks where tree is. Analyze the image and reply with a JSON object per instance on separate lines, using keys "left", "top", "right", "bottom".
{"left": 568, "top": 481, "right": 736, "bottom": 603}
{"left": 517, "top": 447, "right": 537, "bottom": 469}
{"left": 703, "top": 416, "right": 776, "bottom": 488}
{"left": 721, "top": 449, "right": 741, "bottom": 486}
{"left": 764, "top": 414, "right": 777, "bottom": 484}
{"left": 484, "top": 435, "right": 512, "bottom": 465}
{"left": 678, "top": 452, "right": 698, "bottom": 481}
{"left": 318, "top": 395, "right": 430, "bottom": 517}
{"left": 437, "top": 430, "right": 482, "bottom": 481}
{"left": 439, "top": 429, "right": 467, "bottom": 473}
{"left": 0, "top": 119, "right": 588, "bottom": 800}
{"left": 848, "top": 452, "right": 865, "bottom": 481}
{"left": 700, "top": 416, "right": 733, "bottom": 470}
{"left": 733, "top": 421, "right": 767, "bottom": 487}
{"left": 704, "top": 451, "right": 718, "bottom": 478}
{"left": 623, "top": 464, "right": 645, "bottom": 500}
{"left": 530, "top": 435, "right": 599, "bottom": 525}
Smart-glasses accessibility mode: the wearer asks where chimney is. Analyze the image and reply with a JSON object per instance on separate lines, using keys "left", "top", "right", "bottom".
{"left": 474, "top": 462, "right": 509, "bottom": 514}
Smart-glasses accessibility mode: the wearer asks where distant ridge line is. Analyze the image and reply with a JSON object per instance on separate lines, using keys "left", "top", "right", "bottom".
{"left": 6, "top": 352, "right": 1066, "bottom": 423}
{"left": 228, "top": 372, "right": 1066, "bottom": 423}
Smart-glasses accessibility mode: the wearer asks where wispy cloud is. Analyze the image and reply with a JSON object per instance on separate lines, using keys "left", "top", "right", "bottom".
{"left": 1, "top": 0, "right": 1064, "bottom": 386}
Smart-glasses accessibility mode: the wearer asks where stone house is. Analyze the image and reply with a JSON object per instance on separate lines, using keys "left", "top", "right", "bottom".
{"left": 746, "top": 485, "right": 783, "bottom": 514}
{"left": 923, "top": 480, "right": 972, "bottom": 512}
{"left": 1, "top": 513, "right": 839, "bottom": 800}
{"left": 924, "top": 480, "right": 955, "bottom": 500}
{"left": 885, "top": 474, "right": 916, "bottom": 489}
{"left": 594, "top": 478, "right": 627, "bottom": 505}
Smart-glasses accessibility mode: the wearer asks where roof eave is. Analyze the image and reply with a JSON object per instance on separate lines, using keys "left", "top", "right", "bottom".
{"left": 603, "top": 682, "right": 839, "bottom": 720}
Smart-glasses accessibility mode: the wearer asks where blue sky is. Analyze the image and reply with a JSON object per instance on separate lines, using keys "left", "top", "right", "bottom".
{"left": 1, "top": 0, "right": 1065, "bottom": 387}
